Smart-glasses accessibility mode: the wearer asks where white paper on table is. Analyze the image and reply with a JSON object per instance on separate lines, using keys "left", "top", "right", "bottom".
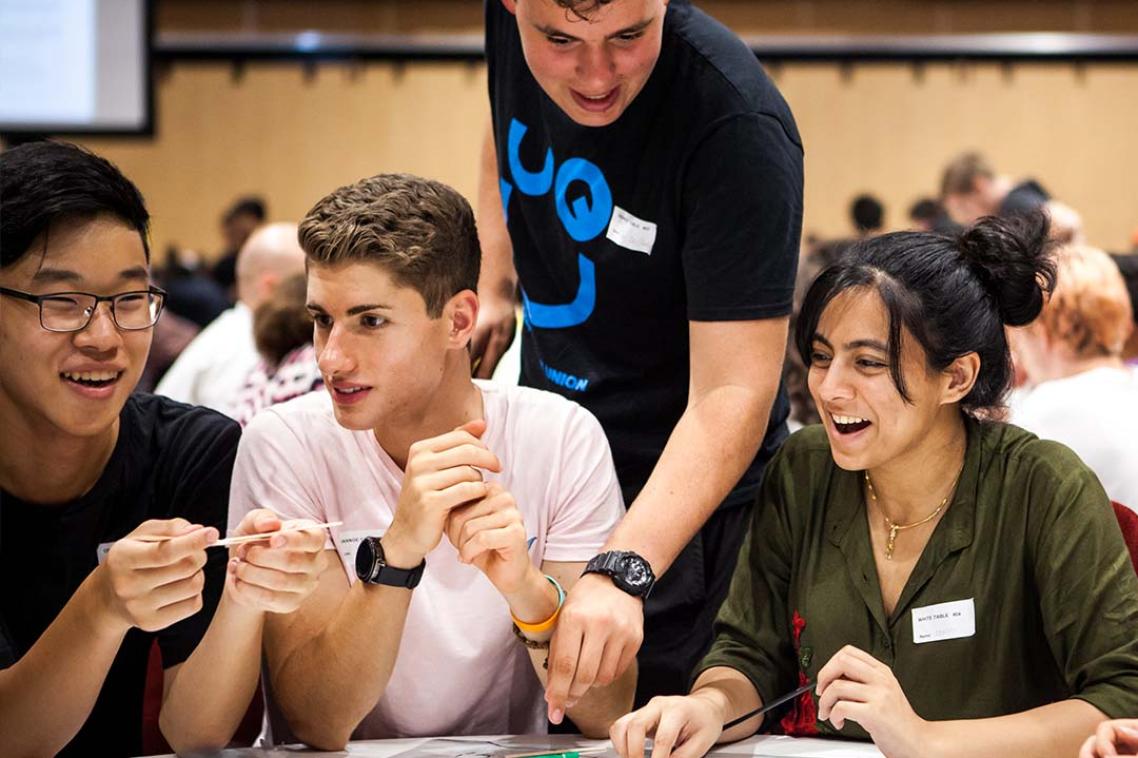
{"left": 710, "top": 734, "right": 884, "bottom": 757}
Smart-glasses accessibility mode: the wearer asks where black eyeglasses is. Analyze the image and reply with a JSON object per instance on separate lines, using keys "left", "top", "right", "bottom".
{"left": 0, "top": 286, "right": 167, "bottom": 333}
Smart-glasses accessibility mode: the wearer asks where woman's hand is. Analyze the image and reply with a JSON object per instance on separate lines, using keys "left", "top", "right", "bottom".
{"left": 610, "top": 693, "right": 725, "bottom": 758}
{"left": 816, "top": 645, "right": 929, "bottom": 758}
{"left": 1079, "top": 719, "right": 1138, "bottom": 758}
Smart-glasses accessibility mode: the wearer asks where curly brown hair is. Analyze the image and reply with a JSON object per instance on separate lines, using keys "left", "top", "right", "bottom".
{"left": 299, "top": 173, "right": 480, "bottom": 318}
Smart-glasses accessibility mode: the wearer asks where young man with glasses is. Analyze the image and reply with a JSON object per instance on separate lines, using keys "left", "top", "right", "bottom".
{"left": 0, "top": 141, "right": 327, "bottom": 757}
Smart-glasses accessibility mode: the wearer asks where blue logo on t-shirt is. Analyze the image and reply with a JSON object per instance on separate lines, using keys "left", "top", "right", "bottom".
{"left": 539, "top": 360, "right": 590, "bottom": 392}
{"left": 501, "top": 117, "right": 612, "bottom": 330}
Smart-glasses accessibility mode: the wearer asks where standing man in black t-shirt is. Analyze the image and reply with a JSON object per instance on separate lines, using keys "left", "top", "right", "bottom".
{"left": 473, "top": 0, "right": 803, "bottom": 717}
{"left": 0, "top": 141, "right": 328, "bottom": 757}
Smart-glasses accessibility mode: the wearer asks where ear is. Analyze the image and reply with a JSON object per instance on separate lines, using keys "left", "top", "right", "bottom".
{"left": 501, "top": 0, "right": 518, "bottom": 15}
{"left": 445, "top": 290, "right": 480, "bottom": 350}
{"left": 940, "top": 352, "right": 980, "bottom": 405}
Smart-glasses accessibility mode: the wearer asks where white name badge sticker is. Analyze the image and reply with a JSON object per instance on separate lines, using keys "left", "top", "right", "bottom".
{"left": 97, "top": 542, "right": 114, "bottom": 565}
{"left": 335, "top": 529, "right": 378, "bottom": 570}
{"left": 606, "top": 205, "right": 657, "bottom": 255}
{"left": 911, "top": 598, "right": 975, "bottom": 644}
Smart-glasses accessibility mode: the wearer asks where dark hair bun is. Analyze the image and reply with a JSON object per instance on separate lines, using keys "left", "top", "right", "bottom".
{"left": 956, "top": 210, "right": 1057, "bottom": 327}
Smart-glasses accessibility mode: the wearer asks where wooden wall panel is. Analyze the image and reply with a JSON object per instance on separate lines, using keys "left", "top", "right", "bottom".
{"left": 776, "top": 61, "right": 1138, "bottom": 248}
{"left": 157, "top": 0, "right": 1138, "bottom": 35}
{"left": 82, "top": 62, "right": 487, "bottom": 259}
{"left": 77, "top": 58, "right": 1138, "bottom": 261}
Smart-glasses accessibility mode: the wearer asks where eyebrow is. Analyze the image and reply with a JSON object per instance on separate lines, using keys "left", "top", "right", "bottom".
{"left": 532, "top": 17, "right": 654, "bottom": 42}
{"left": 306, "top": 303, "right": 391, "bottom": 316}
{"left": 30, "top": 265, "right": 150, "bottom": 285}
{"left": 812, "top": 334, "right": 889, "bottom": 352}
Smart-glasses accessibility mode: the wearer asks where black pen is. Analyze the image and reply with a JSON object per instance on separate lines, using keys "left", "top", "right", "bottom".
{"left": 722, "top": 680, "right": 815, "bottom": 731}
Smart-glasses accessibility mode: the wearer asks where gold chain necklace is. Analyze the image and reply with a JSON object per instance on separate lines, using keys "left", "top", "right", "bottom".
{"left": 864, "top": 467, "right": 962, "bottom": 560}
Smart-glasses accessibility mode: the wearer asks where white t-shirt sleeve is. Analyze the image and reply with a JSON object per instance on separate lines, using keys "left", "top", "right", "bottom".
{"left": 542, "top": 404, "right": 625, "bottom": 563}
{"left": 227, "top": 408, "right": 328, "bottom": 542}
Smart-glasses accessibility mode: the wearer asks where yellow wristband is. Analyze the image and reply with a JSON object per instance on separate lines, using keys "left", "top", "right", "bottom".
{"left": 511, "top": 574, "right": 565, "bottom": 634}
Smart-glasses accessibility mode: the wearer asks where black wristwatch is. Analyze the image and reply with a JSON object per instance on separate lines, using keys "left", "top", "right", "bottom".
{"left": 583, "top": 550, "right": 656, "bottom": 599}
{"left": 355, "top": 536, "right": 425, "bottom": 589}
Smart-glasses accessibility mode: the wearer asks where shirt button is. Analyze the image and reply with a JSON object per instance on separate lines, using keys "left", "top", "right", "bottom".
{"left": 883, "top": 638, "right": 892, "bottom": 649}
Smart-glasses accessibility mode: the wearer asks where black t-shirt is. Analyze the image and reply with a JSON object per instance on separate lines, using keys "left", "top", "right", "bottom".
{"left": 0, "top": 394, "right": 239, "bottom": 757}
{"left": 486, "top": 0, "right": 803, "bottom": 507}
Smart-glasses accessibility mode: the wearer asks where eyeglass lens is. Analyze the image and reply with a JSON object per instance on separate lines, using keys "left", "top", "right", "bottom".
{"left": 40, "top": 292, "right": 162, "bottom": 331}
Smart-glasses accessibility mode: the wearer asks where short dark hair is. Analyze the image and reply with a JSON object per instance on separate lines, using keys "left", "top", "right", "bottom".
{"left": 940, "top": 151, "right": 994, "bottom": 198}
{"left": 1, "top": 141, "right": 150, "bottom": 269}
{"left": 851, "top": 193, "right": 884, "bottom": 233}
{"left": 225, "top": 196, "right": 267, "bottom": 223}
{"left": 795, "top": 211, "right": 1057, "bottom": 416}
{"left": 909, "top": 198, "right": 941, "bottom": 224}
{"left": 299, "top": 173, "right": 480, "bottom": 318}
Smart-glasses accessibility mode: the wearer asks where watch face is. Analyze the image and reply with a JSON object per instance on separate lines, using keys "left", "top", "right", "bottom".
{"left": 620, "top": 555, "right": 651, "bottom": 588}
{"left": 355, "top": 538, "right": 376, "bottom": 580}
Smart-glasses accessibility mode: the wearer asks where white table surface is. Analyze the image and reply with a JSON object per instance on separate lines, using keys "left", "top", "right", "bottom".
{"left": 150, "top": 734, "right": 882, "bottom": 758}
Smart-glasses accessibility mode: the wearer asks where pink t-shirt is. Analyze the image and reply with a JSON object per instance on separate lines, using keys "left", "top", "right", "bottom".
{"left": 228, "top": 380, "right": 624, "bottom": 739}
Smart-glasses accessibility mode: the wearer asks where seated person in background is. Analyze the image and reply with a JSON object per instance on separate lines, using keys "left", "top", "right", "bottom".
{"left": 212, "top": 196, "right": 267, "bottom": 302}
{"left": 232, "top": 273, "right": 322, "bottom": 427}
{"left": 0, "top": 141, "right": 327, "bottom": 757}
{"left": 157, "top": 222, "right": 305, "bottom": 417}
{"left": 940, "top": 151, "right": 1082, "bottom": 243}
{"left": 1008, "top": 243, "right": 1138, "bottom": 511}
{"left": 610, "top": 212, "right": 1138, "bottom": 758}
{"left": 850, "top": 193, "right": 884, "bottom": 238}
{"left": 228, "top": 173, "right": 636, "bottom": 749}
{"left": 137, "top": 308, "right": 199, "bottom": 393}
{"left": 1109, "top": 251, "right": 1138, "bottom": 362}
{"left": 1081, "top": 719, "right": 1138, "bottom": 758}
{"left": 906, "top": 198, "right": 942, "bottom": 233}
{"left": 158, "top": 244, "right": 231, "bottom": 329}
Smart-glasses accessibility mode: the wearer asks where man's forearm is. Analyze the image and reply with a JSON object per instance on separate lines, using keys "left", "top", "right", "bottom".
{"left": 0, "top": 570, "right": 127, "bottom": 757}
{"left": 604, "top": 382, "right": 776, "bottom": 574}
{"left": 159, "top": 593, "right": 264, "bottom": 753}
{"left": 477, "top": 117, "right": 517, "bottom": 297}
{"left": 270, "top": 581, "right": 412, "bottom": 749}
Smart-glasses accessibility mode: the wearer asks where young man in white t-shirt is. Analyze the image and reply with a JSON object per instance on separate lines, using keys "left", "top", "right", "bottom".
{"left": 228, "top": 173, "right": 636, "bottom": 748}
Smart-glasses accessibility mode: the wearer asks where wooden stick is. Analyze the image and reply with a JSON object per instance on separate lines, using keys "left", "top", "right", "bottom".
{"left": 132, "top": 521, "right": 342, "bottom": 547}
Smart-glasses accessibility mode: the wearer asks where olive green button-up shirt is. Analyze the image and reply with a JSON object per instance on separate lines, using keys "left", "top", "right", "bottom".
{"left": 698, "top": 418, "right": 1138, "bottom": 738}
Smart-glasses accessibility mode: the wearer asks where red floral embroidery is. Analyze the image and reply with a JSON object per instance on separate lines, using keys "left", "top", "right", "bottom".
{"left": 779, "top": 609, "right": 819, "bottom": 736}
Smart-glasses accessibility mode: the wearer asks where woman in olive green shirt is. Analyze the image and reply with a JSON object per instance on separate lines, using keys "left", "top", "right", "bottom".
{"left": 611, "top": 213, "right": 1138, "bottom": 758}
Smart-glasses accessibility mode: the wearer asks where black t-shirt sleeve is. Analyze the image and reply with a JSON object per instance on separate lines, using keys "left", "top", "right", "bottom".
{"left": 681, "top": 112, "right": 803, "bottom": 321}
{"left": 153, "top": 412, "right": 241, "bottom": 668}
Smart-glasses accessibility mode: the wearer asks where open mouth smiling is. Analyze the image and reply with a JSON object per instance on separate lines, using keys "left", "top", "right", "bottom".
{"left": 831, "top": 413, "right": 872, "bottom": 434}
{"left": 60, "top": 370, "right": 123, "bottom": 388}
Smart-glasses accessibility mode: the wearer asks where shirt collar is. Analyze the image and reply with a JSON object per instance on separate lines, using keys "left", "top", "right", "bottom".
{"left": 824, "top": 413, "right": 982, "bottom": 621}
